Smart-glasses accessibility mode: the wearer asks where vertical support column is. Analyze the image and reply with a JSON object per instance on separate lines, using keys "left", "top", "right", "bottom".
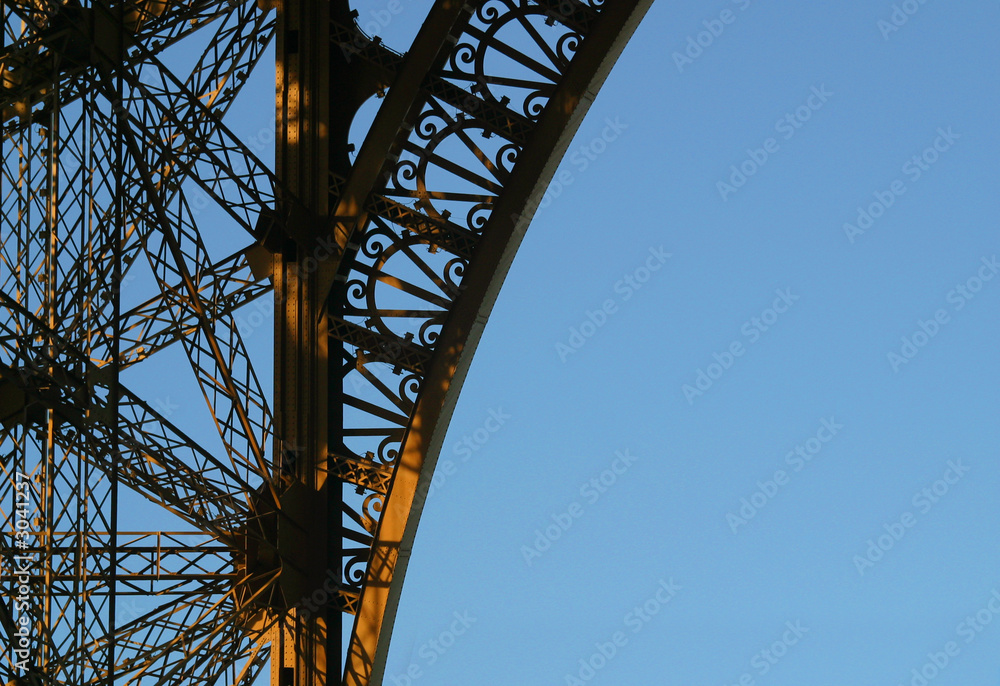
{"left": 104, "top": 4, "right": 126, "bottom": 682}
{"left": 273, "top": 0, "right": 340, "bottom": 684}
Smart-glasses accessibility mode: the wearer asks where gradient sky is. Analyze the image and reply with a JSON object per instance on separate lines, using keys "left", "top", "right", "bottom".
{"left": 119, "top": 1, "right": 1000, "bottom": 684}
{"left": 365, "top": 1, "right": 1000, "bottom": 685}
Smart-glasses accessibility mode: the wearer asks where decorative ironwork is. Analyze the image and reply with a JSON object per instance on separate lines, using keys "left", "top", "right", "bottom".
{"left": 0, "top": 0, "right": 651, "bottom": 684}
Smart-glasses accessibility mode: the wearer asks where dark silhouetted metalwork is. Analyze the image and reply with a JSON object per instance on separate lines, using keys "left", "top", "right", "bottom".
{"left": 0, "top": 0, "right": 650, "bottom": 683}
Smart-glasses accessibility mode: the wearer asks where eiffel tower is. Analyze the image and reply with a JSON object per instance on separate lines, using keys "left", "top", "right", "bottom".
{"left": 0, "top": 1, "right": 650, "bottom": 683}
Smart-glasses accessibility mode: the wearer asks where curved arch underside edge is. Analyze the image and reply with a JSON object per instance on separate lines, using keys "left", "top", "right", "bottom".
{"left": 344, "top": 2, "right": 656, "bottom": 683}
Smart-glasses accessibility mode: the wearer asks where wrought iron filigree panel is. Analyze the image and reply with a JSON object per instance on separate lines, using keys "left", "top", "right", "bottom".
{"left": 0, "top": 0, "right": 650, "bottom": 684}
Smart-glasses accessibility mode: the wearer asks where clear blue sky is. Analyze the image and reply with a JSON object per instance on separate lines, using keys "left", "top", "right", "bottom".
{"left": 372, "top": 1, "right": 1000, "bottom": 685}
{"left": 120, "top": 1, "right": 1000, "bottom": 684}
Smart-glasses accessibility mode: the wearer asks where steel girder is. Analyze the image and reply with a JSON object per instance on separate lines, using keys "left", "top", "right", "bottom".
{"left": 328, "top": 4, "right": 655, "bottom": 682}
{"left": 0, "top": 0, "right": 651, "bottom": 684}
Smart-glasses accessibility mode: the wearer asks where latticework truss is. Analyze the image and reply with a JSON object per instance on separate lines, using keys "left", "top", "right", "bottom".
{"left": 0, "top": 0, "right": 650, "bottom": 684}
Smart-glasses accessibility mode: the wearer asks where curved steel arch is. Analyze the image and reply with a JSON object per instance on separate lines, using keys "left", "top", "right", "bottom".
{"left": 339, "top": 3, "right": 652, "bottom": 681}
{"left": 0, "top": 0, "right": 651, "bottom": 684}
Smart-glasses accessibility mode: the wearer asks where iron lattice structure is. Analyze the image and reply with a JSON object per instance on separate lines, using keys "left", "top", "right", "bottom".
{"left": 0, "top": 0, "right": 649, "bottom": 684}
